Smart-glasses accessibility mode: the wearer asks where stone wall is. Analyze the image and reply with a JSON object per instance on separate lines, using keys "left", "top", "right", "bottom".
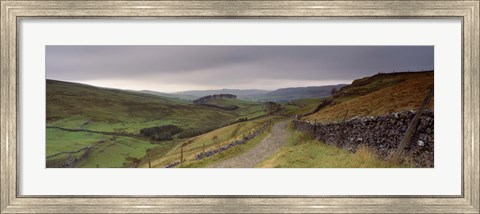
{"left": 293, "top": 110, "right": 434, "bottom": 167}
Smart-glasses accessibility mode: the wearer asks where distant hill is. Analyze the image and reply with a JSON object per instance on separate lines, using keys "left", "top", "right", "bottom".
{"left": 172, "top": 85, "right": 348, "bottom": 102}
{"left": 246, "top": 84, "right": 348, "bottom": 102}
{"left": 138, "top": 90, "right": 198, "bottom": 101}
{"left": 174, "top": 89, "right": 270, "bottom": 99}
{"left": 304, "top": 71, "right": 434, "bottom": 123}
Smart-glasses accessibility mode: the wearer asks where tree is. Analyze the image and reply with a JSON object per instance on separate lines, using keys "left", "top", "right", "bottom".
{"left": 264, "top": 101, "right": 280, "bottom": 113}
{"left": 139, "top": 125, "right": 182, "bottom": 141}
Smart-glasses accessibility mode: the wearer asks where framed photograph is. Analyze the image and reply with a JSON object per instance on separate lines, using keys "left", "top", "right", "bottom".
{"left": 1, "top": 0, "right": 478, "bottom": 213}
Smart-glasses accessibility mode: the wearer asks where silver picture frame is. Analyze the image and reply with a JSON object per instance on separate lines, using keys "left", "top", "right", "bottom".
{"left": 1, "top": 1, "right": 478, "bottom": 213}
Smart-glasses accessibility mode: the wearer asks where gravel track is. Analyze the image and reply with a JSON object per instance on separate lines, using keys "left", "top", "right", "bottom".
{"left": 209, "top": 121, "right": 290, "bottom": 168}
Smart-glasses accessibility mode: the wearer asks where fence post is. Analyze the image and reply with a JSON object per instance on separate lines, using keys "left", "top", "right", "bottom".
{"left": 203, "top": 142, "right": 205, "bottom": 153}
{"left": 180, "top": 147, "right": 184, "bottom": 163}
{"left": 147, "top": 154, "right": 151, "bottom": 168}
{"left": 389, "top": 85, "right": 434, "bottom": 163}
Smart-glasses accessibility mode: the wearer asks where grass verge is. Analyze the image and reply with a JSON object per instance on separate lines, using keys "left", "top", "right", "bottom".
{"left": 258, "top": 125, "right": 407, "bottom": 168}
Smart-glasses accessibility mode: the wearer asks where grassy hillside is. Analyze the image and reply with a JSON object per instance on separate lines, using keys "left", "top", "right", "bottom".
{"left": 138, "top": 90, "right": 198, "bottom": 101}
{"left": 282, "top": 98, "right": 326, "bottom": 116}
{"left": 46, "top": 80, "right": 269, "bottom": 168}
{"left": 47, "top": 80, "right": 267, "bottom": 133}
{"left": 203, "top": 98, "right": 267, "bottom": 118}
{"left": 243, "top": 84, "right": 347, "bottom": 102}
{"left": 258, "top": 127, "right": 406, "bottom": 168}
{"left": 304, "top": 71, "right": 434, "bottom": 123}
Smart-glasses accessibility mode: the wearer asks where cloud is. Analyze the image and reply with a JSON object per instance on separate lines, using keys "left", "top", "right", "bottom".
{"left": 46, "top": 45, "right": 434, "bottom": 92}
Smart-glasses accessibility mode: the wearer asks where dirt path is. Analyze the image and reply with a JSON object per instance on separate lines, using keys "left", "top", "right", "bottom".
{"left": 209, "top": 120, "right": 290, "bottom": 168}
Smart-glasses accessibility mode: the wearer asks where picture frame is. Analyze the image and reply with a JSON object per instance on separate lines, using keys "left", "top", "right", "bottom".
{"left": 1, "top": 0, "right": 478, "bottom": 213}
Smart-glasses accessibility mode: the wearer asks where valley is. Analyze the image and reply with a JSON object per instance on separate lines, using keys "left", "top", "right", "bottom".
{"left": 46, "top": 71, "right": 434, "bottom": 168}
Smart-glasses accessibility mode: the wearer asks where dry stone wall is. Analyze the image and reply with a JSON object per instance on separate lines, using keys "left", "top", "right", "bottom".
{"left": 293, "top": 110, "right": 434, "bottom": 167}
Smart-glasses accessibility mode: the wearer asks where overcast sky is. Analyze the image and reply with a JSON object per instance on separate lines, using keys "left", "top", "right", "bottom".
{"left": 46, "top": 46, "right": 434, "bottom": 93}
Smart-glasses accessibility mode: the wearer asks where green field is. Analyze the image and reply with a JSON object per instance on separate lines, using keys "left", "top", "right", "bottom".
{"left": 75, "top": 135, "right": 159, "bottom": 168}
{"left": 46, "top": 128, "right": 161, "bottom": 168}
{"left": 46, "top": 128, "right": 108, "bottom": 156}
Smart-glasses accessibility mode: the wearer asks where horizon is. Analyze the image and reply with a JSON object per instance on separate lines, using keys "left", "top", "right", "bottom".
{"left": 46, "top": 70, "right": 432, "bottom": 94}
{"left": 46, "top": 77, "right": 350, "bottom": 94}
{"left": 46, "top": 45, "right": 434, "bottom": 93}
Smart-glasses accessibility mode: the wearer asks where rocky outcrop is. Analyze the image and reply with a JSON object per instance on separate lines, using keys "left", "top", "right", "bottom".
{"left": 293, "top": 110, "right": 434, "bottom": 167}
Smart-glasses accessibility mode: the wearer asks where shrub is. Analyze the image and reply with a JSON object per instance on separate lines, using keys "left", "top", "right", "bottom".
{"left": 139, "top": 125, "right": 182, "bottom": 141}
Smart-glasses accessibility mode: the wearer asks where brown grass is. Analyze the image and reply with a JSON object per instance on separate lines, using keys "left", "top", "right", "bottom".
{"left": 305, "top": 72, "right": 433, "bottom": 122}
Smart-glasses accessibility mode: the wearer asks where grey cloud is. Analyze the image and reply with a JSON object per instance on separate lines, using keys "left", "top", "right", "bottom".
{"left": 46, "top": 45, "right": 434, "bottom": 91}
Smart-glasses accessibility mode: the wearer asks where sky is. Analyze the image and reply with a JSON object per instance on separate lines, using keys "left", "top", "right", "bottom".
{"left": 46, "top": 46, "right": 434, "bottom": 93}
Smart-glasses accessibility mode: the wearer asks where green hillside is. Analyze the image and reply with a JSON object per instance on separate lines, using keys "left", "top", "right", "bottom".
{"left": 254, "top": 84, "right": 347, "bottom": 102}
{"left": 202, "top": 98, "right": 266, "bottom": 118}
{"left": 47, "top": 80, "right": 267, "bottom": 133}
{"left": 46, "top": 80, "right": 268, "bottom": 168}
{"left": 281, "top": 98, "right": 326, "bottom": 116}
